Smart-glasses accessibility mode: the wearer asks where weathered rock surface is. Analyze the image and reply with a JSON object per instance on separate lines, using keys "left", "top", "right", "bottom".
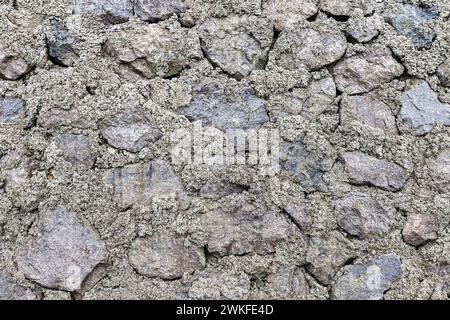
{"left": 0, "top": 96, "right": 27, "bottom": 125}
{"left": 319, "top": 0, "right": 360, "bottom": 18}
{"left": 400, "top": 81, "right": 450, "bottom": 136}
{"left": 428, "top": 149, "right": 450, "bottom": 190}
{"left": 437, "top": 60, "right": 450, "bottom": 87}
{"left": 56, "top": 133, "right": 96, "bottom": 168}
{"left": 263, "top": 0, "right": 318, "bottom": 30}
{"left": 402, "top": 213, "right": 440, "bottom": 247}
{"left": 73, "top": 0, "right": 133, "bottom": 24}
{"left": 0, "top": 274, "right": 41, "bottom": 300}
{"left": 47, "top": 18, "right": 80, "bottom": 67}
{"left": 134, "top": 0, "right": 187, "bottom": 22}
{"left": 333, "top": 47, "right": 404, "bottom": 94}
{"left": 332, "top": 254, "right": 403, "bottom": 300}
{"left": 0, "top": 46, "right": 32, "bottom": 80}
{"left": 346, "top": 15, "right": 380, "bottom": 43}
{"left": 129, "top": 230, "right": 205, "bottom": 280}
{"left": 16, "top": 207, "right": 106, "bottom": 291}
{"left": 283, "top": 202, "right": 311, "bottom": 231}
{"left": 305, "top": 231, "right": 356, "bottom": 285}
{"left": 335, "top": 193, "right": 394, "bottom": 239}
{"left": 200, "top": 15, "right": 273, "bottom": 79}
{"left": 199, "top": 181, "right": 247, "bottom": 200}
{"left": 259, "top": 265, "right": 309, "bottom": 299}
{"left": 343, "top": 152, "right": 407, "bottom": 191}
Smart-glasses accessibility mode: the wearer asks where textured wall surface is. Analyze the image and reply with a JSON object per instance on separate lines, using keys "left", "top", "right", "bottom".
{"left": 1, "top": 0, "right": 450, "bottom": 300}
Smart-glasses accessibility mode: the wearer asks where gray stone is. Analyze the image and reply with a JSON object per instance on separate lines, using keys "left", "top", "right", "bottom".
{"left": 199, "top": 181, "right": 247, "bottom": 200}
{"left": 0, "top": 274, "right": 41, "bottom": 300}
{"left": 205, "top": 203, "right": 291, "bottom": 257}
{"left": 333, "top": 47, "right": 404, "bottom": 94}
{"left": 103, "top": 160, "right": 188, "bottom": 210}
{"left": 200, "top": 15, "right": 274, "bottom": 79}
{"left": 346, "top": 15, "right": 380, "bottom": 43}
{"left": 0, "top": 46, "right": 32, "bottom": 80}
{"left": 181, "top": 82, "right": 269, "bottom": 131}
{"left": 336, "top": 193, "right": 394, "bottom": 239}
{"left": 428, "top": 149, "right": 450, "bottom": 191}
{"left": 16, "top": 207, "right": 106, "bottom": 291}
{"left": 261, "top": 265, "right": 309, "bottom": 299}
{"left": 400, "top": 81, "right": 450, "bottom": 136}
{"left": 319, "top": 0, "right": 359, "bottom": 17}
{"left": 283, "top": 202, "right": 311, "bottom": 231}
{"left": 263, "top": 0, "right": 318, "bottom": 31}
{"left": 129, "top": 230, "right": 206, "bottom": 280}
{"left": 402, "top": 213, "right": 440, "bottom": 247}
{"left": 340, "top": 94, "right": 398, "bottom": 134}
{"left": 332, "top": 254, "right": 403, "bottom": 300}
{"left": 47, "top": 18, "right": 80, "bottom": 67}
{"left": 56, "top": 133, "right": 96, "bottom": 168}
{"left": 0, "top": 96, "right": 27, "bottom": 125}
{"left": 100, "top": 107, "right": 162, "bottom": 153}
{"left": 134, "top": 0, "right": 187, "bottom": 23}
{"left": 305, "top": 231, "right": 356, "bottom": 285}
{"left": 384, "top": 4, "right": 438, "bottom": 49}
{"left": 73, "top": 0, "right": 133, "bottom": 24}
{"left": 437, "top": 60, "right": 450, "bottom": 87}
{"left": 38, "top": 106, "right": 93, "bottom": 129}
{"left": 343, "top": 152, "right": 407, "bottom": 191}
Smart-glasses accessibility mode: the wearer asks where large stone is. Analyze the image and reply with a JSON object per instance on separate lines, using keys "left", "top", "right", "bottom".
{"left": 16, "top": 207, "right": 106, "bottom": 292}
{"left": 56, "top": 133, "right": 96, "bottom": 168}
{"left": 335, "top": 193, "right": 394, "bottom": 239}
{"left": 106, "top": 24, "right": 202, "bottom": 79}
{"left": 100, "top": 107, "right": 162, "bottom": 153}
{"left": 0, "top": 274, "right": 41, "bottom": 300}
{"left": 47, "top": 18, "right": 80, "bottom": 67}
{"left": 306, "top": 231, "right": 356, "bottom": 285}
{"left": 103, "top": 160, "right": 188, "bottom": 210}
{"left": 134, "top": 0, "right": 187, "bottom": 23}
{"left": 205, "top": 203, "right": 291, "bottom": 257}
{"left": 129, "top": 230, "right": 205, "bottom": 280}
{"left": 343, "top": 152, "right": 407, "bottom": 191}
{"left": 399, "top": 81, "right": 450, "bottom": 136}
{"left": 332, "top": 47, "right": 404, "bottom": 94}
{"left": 332, "top": 254, "right": 403, "bottom": 300}
{"left": 384, "top": 4, "right": 438, "bottom": 49}
{"left": 200, "top": 15, "right": 273, "bottom": 79}
{"left": 271, "top": 26, "right": 347, "bottom": 71}
{"left": 402, "top": 213, "right": 440, "bottom": 247}
{"left": 73, "top": 0, "right": 133, "bottom": 24}
{"left": 437, "top": 60, "right": 450, "bottom": 87}
{"left": 0, "top": 46, "right": 32, "bottom": 80}
{"left": 0, "top": 96, "right": 27, "bottom": 125}
{"left": 340, "top": 94, "right": 398, "bottom": 134}
{"left": 263, "top": 0, "right": 318, "bottom": 31}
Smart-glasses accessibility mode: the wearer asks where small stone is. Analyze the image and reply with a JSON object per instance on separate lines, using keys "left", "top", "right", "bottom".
{"left": 47, "top": 18, "right": 80, "bottom": 67}
{"left": 199, "top": 181, "right": 247, "bottom": 200}
{"left": 343, "top": 152, "right": 407, "bottom": 191}
{"left": 200, "top": 15, "right": 273, "bottom": 79}
{"left": 345, "top": 15, "right": 380, "bottom": 43}
{"left": 0, "top": 274, "right": 41, "bottom": 300}
{"left": 332, "top": 46, "right": 404, "bottom": 94}
{"left": 428, "top": 149, "right": 450, "bottom": 190}
{"left": 332, "top": 254, "right": 403, "bottom": 300}
{"left": 0, "top": 96, "right": 27, "bottom": 125}
{"left": 400, "top": 80, "right": 450, "bottom": 136}
{"left": 305, "top": 231, "right": 356, "bottom": 285}
{"left": 384, "top": 4, "right": 438, "bottom": 49}
{"left": 134, "top": 0, "right": 187, "bottom": 23}
{"left": 129, "top": 230, "right": 205, "bottom": 280}
{"left": 56, "top": 133, "right": 96, "bottom": 168}
{"left": 335, "top": 193, "right": 394, "bottom": 239}
{"left": 402, "top": 213, "right": 440, "bottom": 247}
{"left": 73, "top": 0, "right": 133, "bottom": 24}
{"left": 340, "top": 94, "right": 398, "bottom": 134}
{"left": 263, "top": 0, "right": 319, "bottom": 31}
{"left": 0, "top": 46, "right": 32, "bottom": 80}
{"left": 283, "top": 202, "right": 311, "bottom": 231}
{"left": 100, "top": 107, "right": 162, "bottom": 153}
{"left": 271, "top": 26, "right": 347, "bottom": 71}
{"left": 16, "top": 207, "right": 106, "bottom": 291}
{"left": 205, "top": 203, "right": 291, "bottom": 257}
{"left": 437, "top": 60, "right": 450, "bottom": 87}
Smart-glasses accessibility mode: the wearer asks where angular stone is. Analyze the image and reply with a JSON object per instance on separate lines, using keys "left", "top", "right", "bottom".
{"left": 129, "top": 230, "right": 205, "bottom": 280}
{"left": 384, "top": 4, "right": 438, "bottom": 49}
{"left": 200, "top": 15, "right": 273, "bottom": 79}
{"left": 47, "top": 18, "right": 80, "bottom": 67}
{"left": 103, "top": 160, "right": 188, "bottom": 210}
{"left": 437, "top": 60, "right": 450, "bottom": 87}
{"left": 333, "top": 47, "right": 404, "bottom": 94}
{"left": 263, "top": 0, "right": 318, "bottom": 31}
{"left": 336, "top": 193, "right": 394, "bottom": 239}
{"left": 106, "top": 24, "right": 202, "bottom": 79}
{"left": 16, "top": 207, "right": 106, "bottom": 291}
{"left": 0, "top": 96, "right": 27, "bottom": 125}
{"left": 0, "top": 274, "right": 40, "bottom": 300}
{"left": 181, "top": 82, "right": 269, "bottom": 131}
{"left": 320, "top": 0, "right": 355, "bottom": 17}
{"left": 100, "top": 107, "right": 162, "bottom": 153}
{"left": 262, "top": 265, "right": 309, "bottom": 299}
{"left": 199, "top": 181, "right": 247, "bottom": 200}
{"left": 305, "top": 231, "right": 356, "bottom": 285}
{"left": 283, "top": 202, "right": 311, "bottom": 231}
{"left": 428, "top": 149, "right": 450, "bottom": 190}
{"left": 340, "top": 94, "right": 398, "bottom": 134}
{"left": 56, "top": 133, "right": 96, "bottom": 168}
{"left": 271, "top": 26, "right": 347, "bottom": 71}
{"left": 402, "top": 213, "right": 440, "bottom": 247}
{"left": 205, "top": 203, "right": 291, "bottom": 257}
{"left": 38, "top": 107, "right": 93, "bottom": 129}
{"left": 346, "top": 15, "right": 380, "bottom": 43}
{"left": 134, "top": 0, "right": 187, "bottom": 23}
{"left": 332, "top": 254, "right": 403, "bottom": 300}
{"left": 73, "top": 0, "right": 133, "bottom": 24}
{"left": 0, "top": 46, "right": 32, "bottom": 80}
{"left": 343, "top": 152, "right": 407, "bottom": 191}
{"left": 400, "top": 81, "right": 450, "bottom": 136}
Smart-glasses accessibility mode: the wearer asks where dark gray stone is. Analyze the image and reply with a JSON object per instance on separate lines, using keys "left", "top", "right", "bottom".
{"left": 56, "top": 133, "right": 96, "bottom": 168}
{"left": 134, "top": 0, "right": 187, "bottom": 22}
{"left": 73, "top": 0, "right": 133, "bottom": 24}
{"left": 47, "top": 19, "right": 80, "bottom": 67}
{"left": 0, "top": 96, "right": 26, "bottom": 125}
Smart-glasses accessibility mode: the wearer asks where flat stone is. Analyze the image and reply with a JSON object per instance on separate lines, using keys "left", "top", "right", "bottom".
{"left": 73, "top": 0, "right": 133, "bottom": 24}
{"left": 56, "top": 133, "right": 96, "bottom": 168}
{"left": 134, "top": 0, "right": 187, "bottom": 23}
{"left": 0, "top": 274, "right": 41, "bottom": 300}
{"left": 0, "top": 46, "right": 32, "bottom": 80}
{"left": 263, "top": 0, "right": 319, "bottom": 31}
{"left": 332, "top": 254, "right": 403, "bottom": 300}
{"left": 437, "top": 60, "right": 450, "bottom": 87}
{"left": 333, "top": 47, "right": 404, "bottom": 94}
{"left": 402, "top": 213, "right": 440, "bottom": 247}
{"left": 400, "top": 81, "right": 450, "bottom": 136}
{"left": 47, "top": 18, "right": 80, "bottom": 67}
{"left": 343, "top": 152, "right": 407, "bottom": 191}
{"left": 0, "top": 96, "right": 27, "bottom": 125}
{"left": 16, "top": 207, "right": 106, "bottom": 291}
{"left": 336, "top": 193, "right": 394, "bottom": 239}
{"left": 200, "top": 15, "right": 273, "bottom": 79}
{"left": 129, "top": 230, "right": 205, "bottom": 280}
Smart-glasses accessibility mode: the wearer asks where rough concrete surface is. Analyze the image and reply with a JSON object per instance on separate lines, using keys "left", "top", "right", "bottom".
{"left": 1, "top": 0, "right": 450, "bottom": 300}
